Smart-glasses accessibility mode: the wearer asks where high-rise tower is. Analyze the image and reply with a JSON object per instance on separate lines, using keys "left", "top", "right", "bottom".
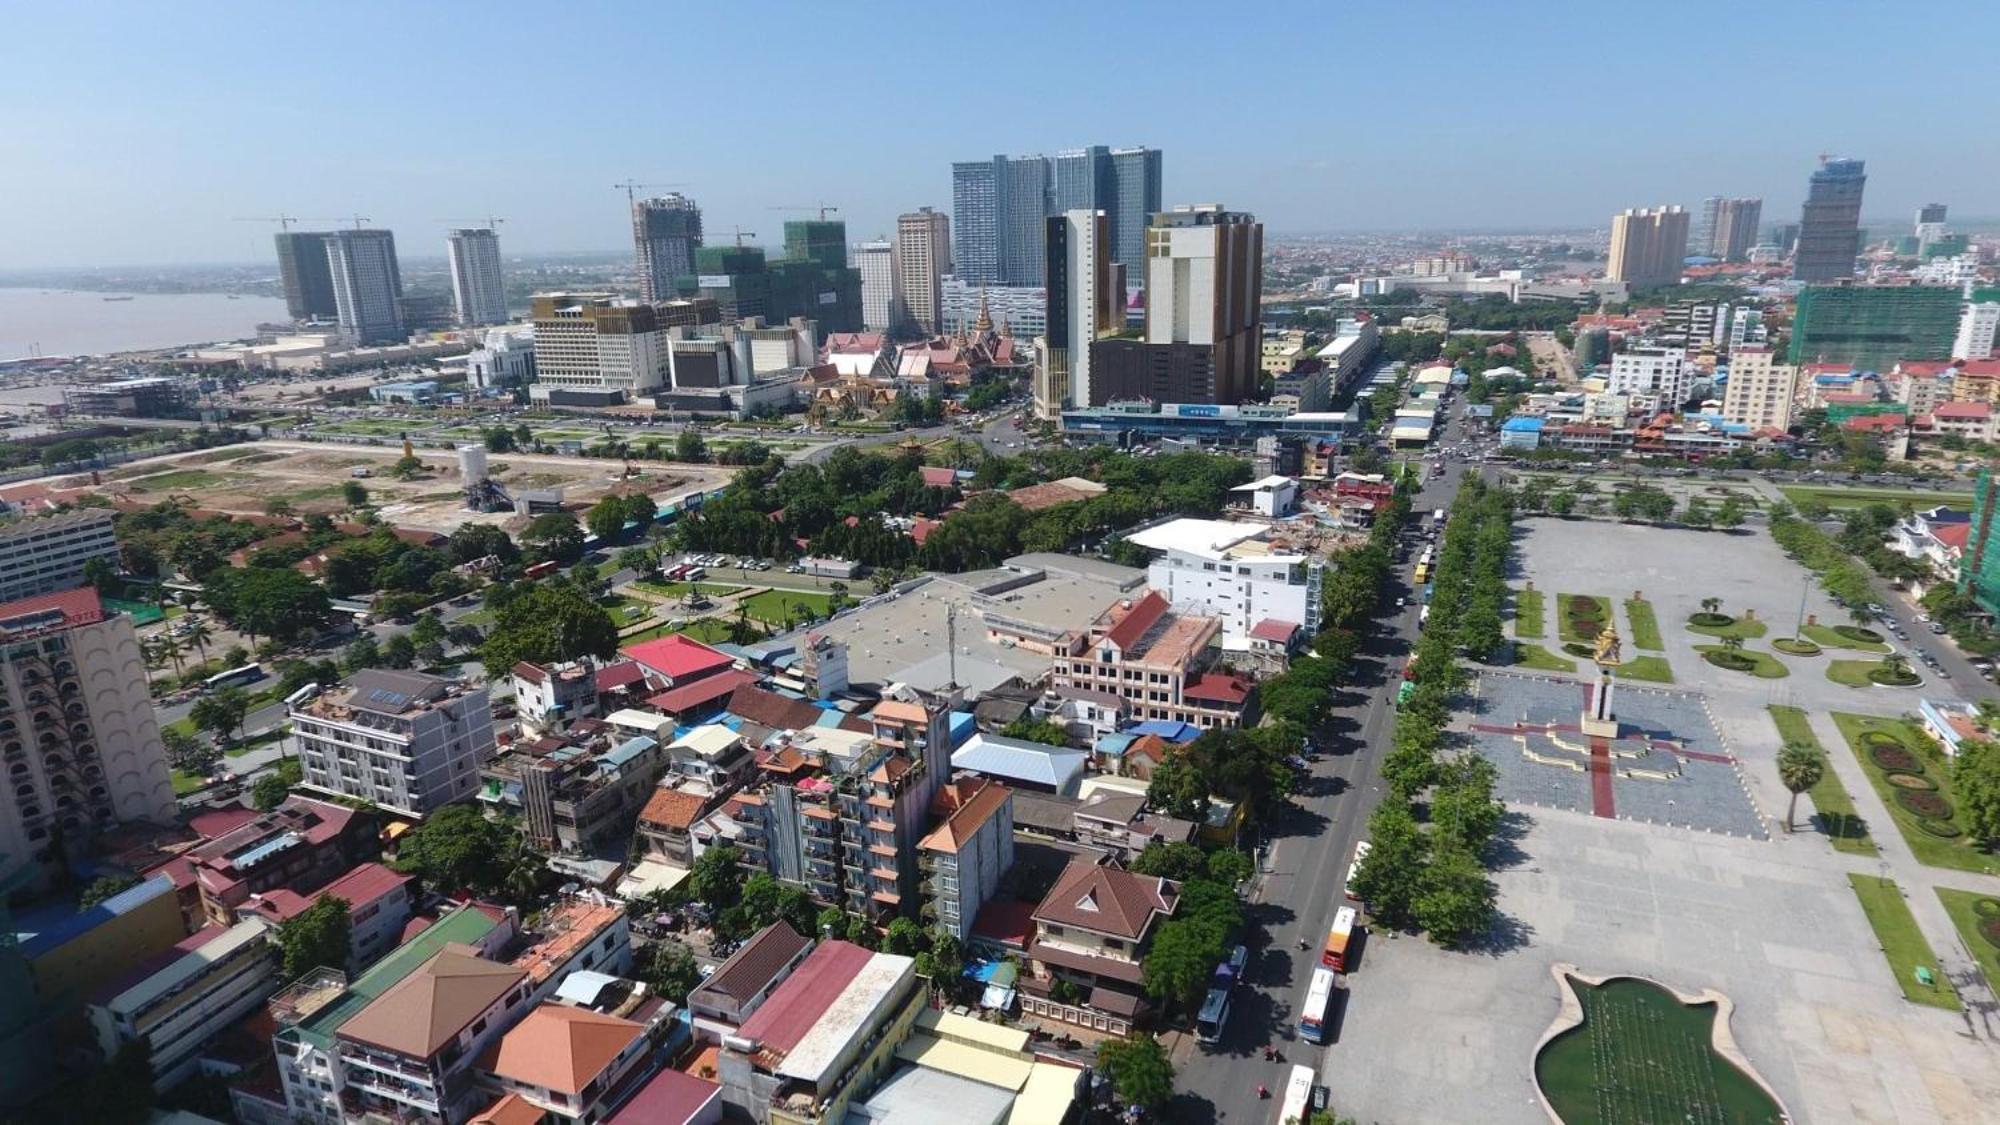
{"left": 274, "top": 231, "right": 338, "bottom": 320}
{"left": 892, "top": 209, "right": 950, "bottom": 338}
{"left": 633, "top": 194, "right": 703, "bottom": 302}
{"left": 324, "top": 229, "right": 405, "bottom": 344}
{"left": 1606, "top": 206, "right": 1690, "bottom": 287}
{"left": 1792, "top": 156, "right": 1866, "bottom": 281}
{"left": 446, "top": 228, "right": 508, "bottom": 327}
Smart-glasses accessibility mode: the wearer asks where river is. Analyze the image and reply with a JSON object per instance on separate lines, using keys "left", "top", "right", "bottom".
{"left": 0, "top": 288, "right": 292, "bottom": 361}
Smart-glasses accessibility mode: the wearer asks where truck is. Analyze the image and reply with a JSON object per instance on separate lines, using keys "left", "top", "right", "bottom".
{"left": 799, "top": 556, "right": 859, "bottom": 579}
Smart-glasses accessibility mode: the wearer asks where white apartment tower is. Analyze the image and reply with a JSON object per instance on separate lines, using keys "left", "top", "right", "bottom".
{"left": 446, "top": 228, "right": 509, "bottom": 327}
{"left": 893, "top": 208, "right": 951, "bottom": 338}
{"left": 1955, "top": 301, "right": 1999, "bottom": 360}
{"left": 857, "top": 240, "right": 895, "bottom": 331}
{"left": 1719, "top": 348, "right": 1797, "bottom": 431}
{"left": 289, "top": 669, "right": 496, "bottom": 817}
{"left": 1607, "top": 345, "right": 1691, "bottom": 409}
{"left": 0, "top": 509, "right": 119, "bottom": 603}
{"left": 324, "top": 229, "right": 406, "bottom": 345}
{"left": 1606, "top": 206, "right": 1690, "bottom": 288}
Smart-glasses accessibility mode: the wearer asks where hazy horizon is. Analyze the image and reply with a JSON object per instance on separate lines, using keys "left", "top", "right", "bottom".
{"left": 5, "top": 0, "right": 1994, "bottom": 269}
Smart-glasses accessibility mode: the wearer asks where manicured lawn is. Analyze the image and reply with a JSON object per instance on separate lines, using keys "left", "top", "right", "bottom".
{"left": 1832, "top": 712, "right": 1997, "bottom": 875}
{"left": 1555, "top": 593, "right": 1612, "bottom": 644}
{"left": 1616, "top": 655, "right": 1673, "bottom": 683}
{"left": 1622, "top": 597, "right": 1663, "bottom": 651}
{"left": 1935, "top": 888, "right": 2000, "bottom": 998}
{"left": 170, "top": 769, "right": 207, "bottom": 795}
{"left": 1686, "top": 615, "right": 1770, "bottom": 640}
{"left": 1772, "top": 637, "right": 1822, "bottom": 656}
{"left": 1514, "top": 588, "right": 1546, "bottom": 640}
{"left": 1803, "top": 622, "right": 1891, "bottom": 653}
{"left": 1826, "top": 659, "right": 1921, "bottom": 689}
{"left": 1694, "top": 644, "right": 1789, "bottom": 678}
{"left": 1780, "top": 484, "right": 1973, "bottom": 511}
{"left": 1513, "top": 642, "right": 1577, "bottom": 673}
{"left": 634, "top": 581, "right": 748, "bottom": 600}
{"left": 1847, "top": 875, "right": 1960, "bottom": 1010}
{"left": 739, "top": 588, "right": 834, "bottom": 626}
{"left": 619, "top": 617, "right": 745, "bottom": 646}
{"left": 1768, "top": 705, "right": 1876, "bottom": 855}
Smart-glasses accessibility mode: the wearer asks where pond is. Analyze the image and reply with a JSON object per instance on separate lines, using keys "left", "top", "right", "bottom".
{"left": 1536, "top": 975, "right": 1783, "bottom": 1125}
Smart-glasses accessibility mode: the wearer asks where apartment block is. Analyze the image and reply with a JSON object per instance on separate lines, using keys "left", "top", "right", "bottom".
{"left": 1052, "top": 590, "right": 1252, "bottom": 729}
{"left": 1607, "top": 345, "right": 1692, "bottom": 408}
{"left": 289, "top": 669, "right": 496, "bottom": 817}
{"left": 1719, "top": 348, "right": 1797, "bottom": 430}
{"left": 0, "top": 587, "right": 175, "bottom": 890}
{"left": 479, "top": 719, "right": 669, "bottom": 855}
{"left": 1126, "top": 517, "right": 1312, "bottom": 642}
{"left": 892, "top": 209, "right": 951, "bottom": 338}
{"left": 334, "top": 946, "right": 530, "bottom": 1122}
{"left": 917, "top": 777, "right": 1015, "bottom": 943}
{"left": 87, "top": 918, "right": 281, "bottom": 1090}
{"left": 1606, "top": 206, "right": 1689, "bottom": 287}
{"left": 1955, "top": 301, "right": 1999, "bottom": 360}
{"left": 0, "top": 510, "right": 119, "bottom": 603}
{"left": 186, "top": 795, "right": 381, "bottom": 925}
{"left": 236, "top": 862, "right": 415, "bottom": 973}
{"left": 484, "top": 1002, "right": 653, "bottom": 1122}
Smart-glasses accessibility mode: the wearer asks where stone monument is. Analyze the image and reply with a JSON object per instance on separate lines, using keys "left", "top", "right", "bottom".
{"left": 1581, "top": 621, "right": 1623, "bottom": 738}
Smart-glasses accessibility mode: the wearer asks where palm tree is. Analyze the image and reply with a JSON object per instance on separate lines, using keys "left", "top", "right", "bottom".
{"left": 180, "top": 616, "right": 213, "bottom": 666}
{"left": 1881, "top": 652, "right": 1911, "bottom": 680}
{"left": 155, "top": 634, "right": 186, "bottom": 675}
{"left": 1721, "top": 634, "right": 1744, "bottom": 654}
{"left": 1701, "top": 597, "right": 1723, "bottom": 617}
{"left": 1776, "top": 743, "right": 1825, "bottom": 833}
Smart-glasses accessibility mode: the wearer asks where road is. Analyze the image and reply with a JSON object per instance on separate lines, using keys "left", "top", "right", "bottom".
{"left": 1172, "top": 410, "right": 1486, "bottom": 1123}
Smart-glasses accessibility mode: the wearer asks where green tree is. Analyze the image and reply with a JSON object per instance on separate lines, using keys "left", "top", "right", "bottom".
{"left": 409, "top": 614, "right": 448, "bottom": 666}
{"left": 643, "top": 941, "right": 703, "bottom": 1003}
{"left": 1145, "top": 753, "right": 1210, "bottom": 820}
{"left": 341, "top": 635, "right": 380, "bottom": 673}
{"left": 1776, "top": 742, "right": 1826, "bottom": 834}
{"left": 1547, "top": 491, "right": 1576, "bottom": 517}
{"left": 1095, "top": 1034, "right": 1175, "bottom": 1112}
{"left": 277, "top": 895, "right": 352, "bottom": 979}
{"left": 1128, "top": 842, "right": 1208, "bottom": 881}
{"left": 1412, "top": 842, "right": 1496, "bottom": 947}
{"left": 394, "top": 804, "right": 512, "bottom": 894}
{"left": 81, "top": 556, "right": 120, "bottom": 596}
{"left": 162, "top": 726, "right": 217, "bottom": 776}
{"left": 341, "top": 480, "right": 370, "bottom": 507}
{"left": 521, "top": 512, "right": 587, "bottom": 565}
{"left": 1350, "top": 799, "right": 1428, "bottom": 928}
{"left": 587, "top": 494, "right": 634, "bottom": 541}
{"left": 190, "top": 687, "right": 250, "bottom": 745}
{"left": 252, "top": 758, "right": 303, "bottom": 810}
{"left": 1714, "top": 496, "right": 1746, "bottom": 529}
{"left": 1142, "top": 918, "right": 1224, "bottom": 1014}
{"left": 690, "top": 844, "right": 744, "bottom": 914}
{"left": 1431, "top": 756, "right": 1504, "bottom": 853}
{"left": 1950, "top": 738, "right": 2000, "bottom": 846}
{"left": 380, "top": 633, "right": 417, "bottom": 669}
{"left": 478, "top": 582, "right": 619, "bottom": 671}
{"left": 883, "top": 917, "right": 926, "bottom": 956}
{"left": 391, "top": 453, "right": 424, "bottom": 480}
{"left": 78, "top": 873, "right": 141, "bottom": 908}
{"left": 999, "top": 716, "right": 1072, "bottom": 746}
{"left": 676, "top": 430, "right": 708, "bottom": 463}
{"left": 180, "top": 616, "right": 214, "bottom": 666}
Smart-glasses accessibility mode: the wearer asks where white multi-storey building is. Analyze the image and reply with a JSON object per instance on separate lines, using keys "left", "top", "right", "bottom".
{"left": 1125, "top": 518, "right": 1311, "bottom": 641}
{"left": 445, "top": 228, "right": 508, "bottom": 327}
{"left": 1726, "top": 308, "right": 1767, "bottom": 352}
{"left": 88, "top": 918, "right": 280, "bottom": 1091}
{"left": 466, "top": 326, "right": 536, "bottom": 389}
{"left": 1954, "top": 301, "right": 1999, "bottom": 361}
{"left": 1033, "top": 208, "right": 1113, "bottom": 418}
{"left": 289, "top": 669, "right": 495, "bottom": 817}
{"left": 324, "top": 229, "right": 405, "bottom": 345}
{"left": 942, "top": 279, "right": 1046, "bottom": 338}
{"left": 1607, "top": 345, "right": 1691, "bottom": 408}
{"left": 0, "top": 587, "right": 176, "bottom": 891}
{"left": 0, "top": 509, "right": 119, "bottom": 603}
{"left": 1719, "top": 347, "right": 1797, "bottom": 430}
{"left": 857, "top": 240, "right": 895, "bottom": 331}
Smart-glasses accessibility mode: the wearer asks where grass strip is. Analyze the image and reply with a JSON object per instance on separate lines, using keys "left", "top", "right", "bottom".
{"left": 1767, "top": 705, "right": 1875, "bottom": 855}
{"left": 1847, "top": 875, "right": 1959, "bottom": 1010}
{"left": 1623, "top": 597, "right": 1663, "bottom": 651}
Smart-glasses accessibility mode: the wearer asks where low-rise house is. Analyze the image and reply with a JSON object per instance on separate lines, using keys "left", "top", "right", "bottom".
{"left": 188, "top": 796, "right": 381, "bottom": 926}
{"left": 509, "top": 899, "right": 634, "bottom": 1006}
{"left": 1072, "top": 791, "right": 1195, "bottom": 859}
{"left": 665, "top": 724, "right": 755, "bottom": 790}
{"left": 1021, "top": 857, "right": 1180, "bottom": 1036}
{"left": 607, "top": 1067, "right": 724, "bottom": 1125}
{"left": 483, "top": 1002, "right": 654, "bottom": 1122}
{"left": 334, "top": 948, "right": 530, "bottom": 1122}
{"left": 87, "top": 918, "right": 281, "bottom": 1090}
{"left": 635, "top": 784, "right": 714, "bottom": 867}
{"left": 687, "top": 922, "right": 813, "bottom": 1045}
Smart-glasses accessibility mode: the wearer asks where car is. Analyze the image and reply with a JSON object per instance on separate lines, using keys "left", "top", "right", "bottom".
{"left": 1917, "top": 613, "right": 1931, "bottom": 623}
{"left": 1937, "top": 667, "right": 1952, "bottom": 679}
{"left": 1930, "top": 622, "right": 1948, "bottom": 634}
{"left": 1396, "top": 596, "right": 1408, "bottom": 608}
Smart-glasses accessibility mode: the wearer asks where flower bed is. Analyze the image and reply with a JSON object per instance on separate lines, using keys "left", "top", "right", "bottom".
{"left": 1918, "top": 818, "right": 1964, "bottom": 839}
{"left": 1869, "top": 667, "right": 1923, "bottom": 687}
{"left": 1834, "top": 624, "right": 1884, "bottom": 644}
{"left": 1689, "top": 612, "right": 1734, "bottom": 628}
{"left": 1773, "top": 638, "right": 1822, "bottom": 656}
{"left": 1866, "top": 741, "right": 1920, "bottom": 771}
{"left": 1884, "top": 770, "right": 1937, "bottom": 790}
{"left": 1705, "top": 650, "right": 1756, "bottom": 671}
{"left": 1895, "top": 790, "right": 1954, "bottom": 820}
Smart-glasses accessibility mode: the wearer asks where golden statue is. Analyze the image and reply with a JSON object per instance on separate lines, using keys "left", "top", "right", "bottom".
{"left": 1593, "top": 622, "right": 1623, "bottom": 667}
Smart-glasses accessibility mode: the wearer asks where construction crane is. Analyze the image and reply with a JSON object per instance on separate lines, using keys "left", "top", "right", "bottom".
{"left": 233, "top": 214, "right": 304, "bottom": 231}
{"left": 768, "top": 203, "right": 841, "bottom": 220}
{"left": 436, "top": 216, "right": 507, "bottom": 231}
{"left": 614, "top": 181, "right": 690, "bottom": 211}
{"left": 725, "top": 227, "right": 759, "bottom": 247}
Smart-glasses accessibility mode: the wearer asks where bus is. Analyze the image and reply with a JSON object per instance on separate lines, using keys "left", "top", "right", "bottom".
{"left": 1321, "top": 906, "right": 1359, "bottom": 973}
{"left": 1412, "top": 561, "right": 1429, "bottom": 584}
{"left": 1275, "top": 1063, "right": 1315, "bottom": 1124}
{"left": 1298, "top": 966, "right": 1338, "bottom": 1044}
{"left": 1212, "top": 943, "right": 1248, "bottom": 991}
{"left": 1196, "top": 986, "right": 1232, "bottom": 1044}
{"left": 1344, "top": 841, "right": 1373, "bottom": 903}
{"left": 204, "top": 663, "right": 265, "bottom": 692}
{"left": 1395, "top": 680, "right": 1415, "bottom": 706}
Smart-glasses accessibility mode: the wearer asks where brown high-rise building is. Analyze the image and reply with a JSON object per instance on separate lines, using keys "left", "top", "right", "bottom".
{"left": 1606, "top": 206, "right": 1690, "bottom": 287}
{"left": 892, "top": 208, "right": 951, "bottom": 338}
{"left": 1082, "top": 204, "right": 1262, "bottom": 406}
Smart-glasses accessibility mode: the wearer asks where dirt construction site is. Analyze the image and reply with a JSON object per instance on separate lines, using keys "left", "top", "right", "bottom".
{"left": 61, "top": 439, "right": 733, "bottom": 533}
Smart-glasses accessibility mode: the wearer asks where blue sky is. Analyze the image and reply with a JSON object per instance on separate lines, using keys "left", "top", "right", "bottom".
{"left": 4, "top": 0, "right": 1993, "bottom": 267}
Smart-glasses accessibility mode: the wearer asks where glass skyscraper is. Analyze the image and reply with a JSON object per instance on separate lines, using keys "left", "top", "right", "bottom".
{"left": 1792, "top": 157, "right": 1866, "bottom": 281}
{"left": 951, "top": 146, "right": 1161, "bottom": 288}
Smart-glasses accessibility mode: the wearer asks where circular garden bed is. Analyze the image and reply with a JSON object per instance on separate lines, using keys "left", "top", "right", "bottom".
{"left": 1918, "top": 818, "right": 1963, "bottom": 839}
{"left": 1864, "top": 737, "right": 1921, "bottom": 772}
{"left": 1971, "top": 898, "right": 2000, "bottom": 952}
{"left": 1883, "top": 770, "right": 1937, "bottom": 790}
{"left": 1703, "top": 650, "right": 1757, "bottom": 672}
{"left": 1974, "top": 899, "right": 2000, "bottom": 920}
{"left": 1868, "top": 666, "right": 1922, "bottom": 687}
{"left": 1689, "top": 612, "right": 1734, "bottom": 628}
{"left": 1833, "top": 624, "right": 1884, "bottom": 644}
{"left": 1773, "top": 638, "right": 1822, "bottom": 656}
{"left": 1895, "top": 790, "right": 1954, "bottom": 820}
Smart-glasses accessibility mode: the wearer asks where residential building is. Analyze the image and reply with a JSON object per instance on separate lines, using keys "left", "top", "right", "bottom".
{"left": 681, "top": 238, "right": 861, "bottom": 340}
{"left": 1890, "top": 506, "right": 1971, "bottom": 586}
{"left": 86, "top": 918, "right": 280, "bottom": 1090}
{"left": 717, "top": 941, "right": 922, "bottom": 1125}
{"left": 289, "top": 669, "right": 497, "bottom": 817}
{"left": 274, "top": 231, "right": 338, "bottom": 320}
{"left": 1793, "top": 156, "right": 1867, "bottom": 281}
{"left": 447, "top": 228, "right": 509, "bottom": 327}
{"left": 528, "top": 293, "right": 721, "bottom": 404}
{"left": 0, "top": 587, "right": 175, "bottom": 890}
{"left": 1104, "top": 203, "right": 1263, "bottom": 406}
{"left": 1924, "top": 401, "right": 1996, "bottom": 443}
{"left": 1126, "top": 517, "right": 1312, "bottom": 641}
{"left": 606, "top": 1068, "right": 723, "bottom": 1125}
{"left": 635, "top": 194, "right": 704, "bottom": 303}
{"left": 335, "top": 946, "right": 530, "bottom": 1123}
{"left": 1955, "top": 301, "right": 1999, "bottom": 361}
{"left": 841, "top": 1008, "right": 1080, "bottom": 1125}
{"left": 940, "top": 280, "right": 1045, "bottom": 339}
{"left": 1105, "top": 146, "right": 1164, "bottom": 281}
{"left": 1962, "top": 469, "right": 2000, "bottom": 618}
{"left": 0, "top": 508, "right": 118, "bottom": 603}
{"left": 509, "top": 660, "right": 602, "bottom": 734}
{"left": 855, "top": 241, "right": 894, "bottom": 331}
{"left": 917, "top": 777, "right": 1015, "bottom": 943}
{"left": 1719, "top": 348, "right": 1797, "bottom": 430}
{"left": 1605, "top": 206, "right": 1689, "bottom": 287}
{"left": 484, "top": 1002, "right": 652, "bottom": 1122}
{"left": 186, "top": 795, "right": 381, "bottom": 925}
{"left": 1021, "top": 857, "right": 1180, "bottom": 1035}
{"left": 479, "top": 722, "right": 668, "bottom": 856}
{"left": 1696, "top": 197, "right": 1762, "bottom": 262}
{"left": 951, "top": 147, "right": 1160, "bottom": 288}
{"left": 508, "top": 899, "right": 634, "bottom": 1005}
{"left": 271, "top": 903, "right": 516, "bottom": 1124}
{"left": 892, "top": 209, "right": 951, "bottom": 338}
{"left": 324, "top": 229, "right": 406, "bottom": 345}
{"left": 1052, "top": 590, "right": 1252, "bottom": 729}
{"left": 1891, "top": 362, "right": 1955, "bottom": 417}
{"left": 238, "top": 862, "right": 415, "bottom": 973}
{"left": 1032, "top": 209, "right": 1119, "bottom": 419}
{"left": 1789, "top": 283, "right": 1961, "bottom": 369}
{"left": 687, "top": 923, "right": 812, "bottom": 1045}
{"left": 1607, "top": 345, "right": 1692, "bottom": 408}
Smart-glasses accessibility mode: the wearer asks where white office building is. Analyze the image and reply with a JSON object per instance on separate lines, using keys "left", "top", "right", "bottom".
{"left": 1607, "top": 345, "right": 1691, "bottom": 408}
{"left": 1955, "top": 301, "right": 1999, "bottom": 361}
{"left": 0, "top": 509, "right": 119, "bottom": 603}
{"left": 324, "top": 229, "right": 405, "bottom": 345}
{"left": 446, "top": 228, "right": 508, "bottom": 327}
{"left": 942, "top": 279, "right": 1046, "bottom": 339}
{"left": 1126, "top": 518, "right": 1311, "bottom": 642}
{"left": 289, "top": 669, "right": 496, "bottom": 817}
{"left": 1719, "top": 347, "right": 1797, "bottom": 431}
{"left": 466, "top": 326, "right": 536, "bottom": 390}
{"left": 857, "top": 240, "right": 894, "bottom": 331}
{"left": 1033, "top": 208, "right": 1113, "bottom": 419}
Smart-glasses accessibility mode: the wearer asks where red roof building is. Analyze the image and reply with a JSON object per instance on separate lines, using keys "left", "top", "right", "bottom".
{"left": 621, "top": 634, "right": 735, "bottom": 684}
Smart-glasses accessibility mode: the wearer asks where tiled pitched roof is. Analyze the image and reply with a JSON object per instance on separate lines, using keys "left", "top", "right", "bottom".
{"left": 485, "top": 1003, "right": 645, "bottom": 1097}
{"left": 1032, "top": 857, "right": 1179, "bottom": 940}
{"left": 691, "top": 921, "right": 810, "bottom": 1007}
{"left": 919, "top": 778, "right": 1012, "bottom": 854}
{"left": 1103, "top": 591, "right": 1169, "bottom": 653}
{"left": 337, "top": 949, "right": 526, "bottom": 1058}
{"left": 638, "top": 787, "right": 707, "bottom": 831}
